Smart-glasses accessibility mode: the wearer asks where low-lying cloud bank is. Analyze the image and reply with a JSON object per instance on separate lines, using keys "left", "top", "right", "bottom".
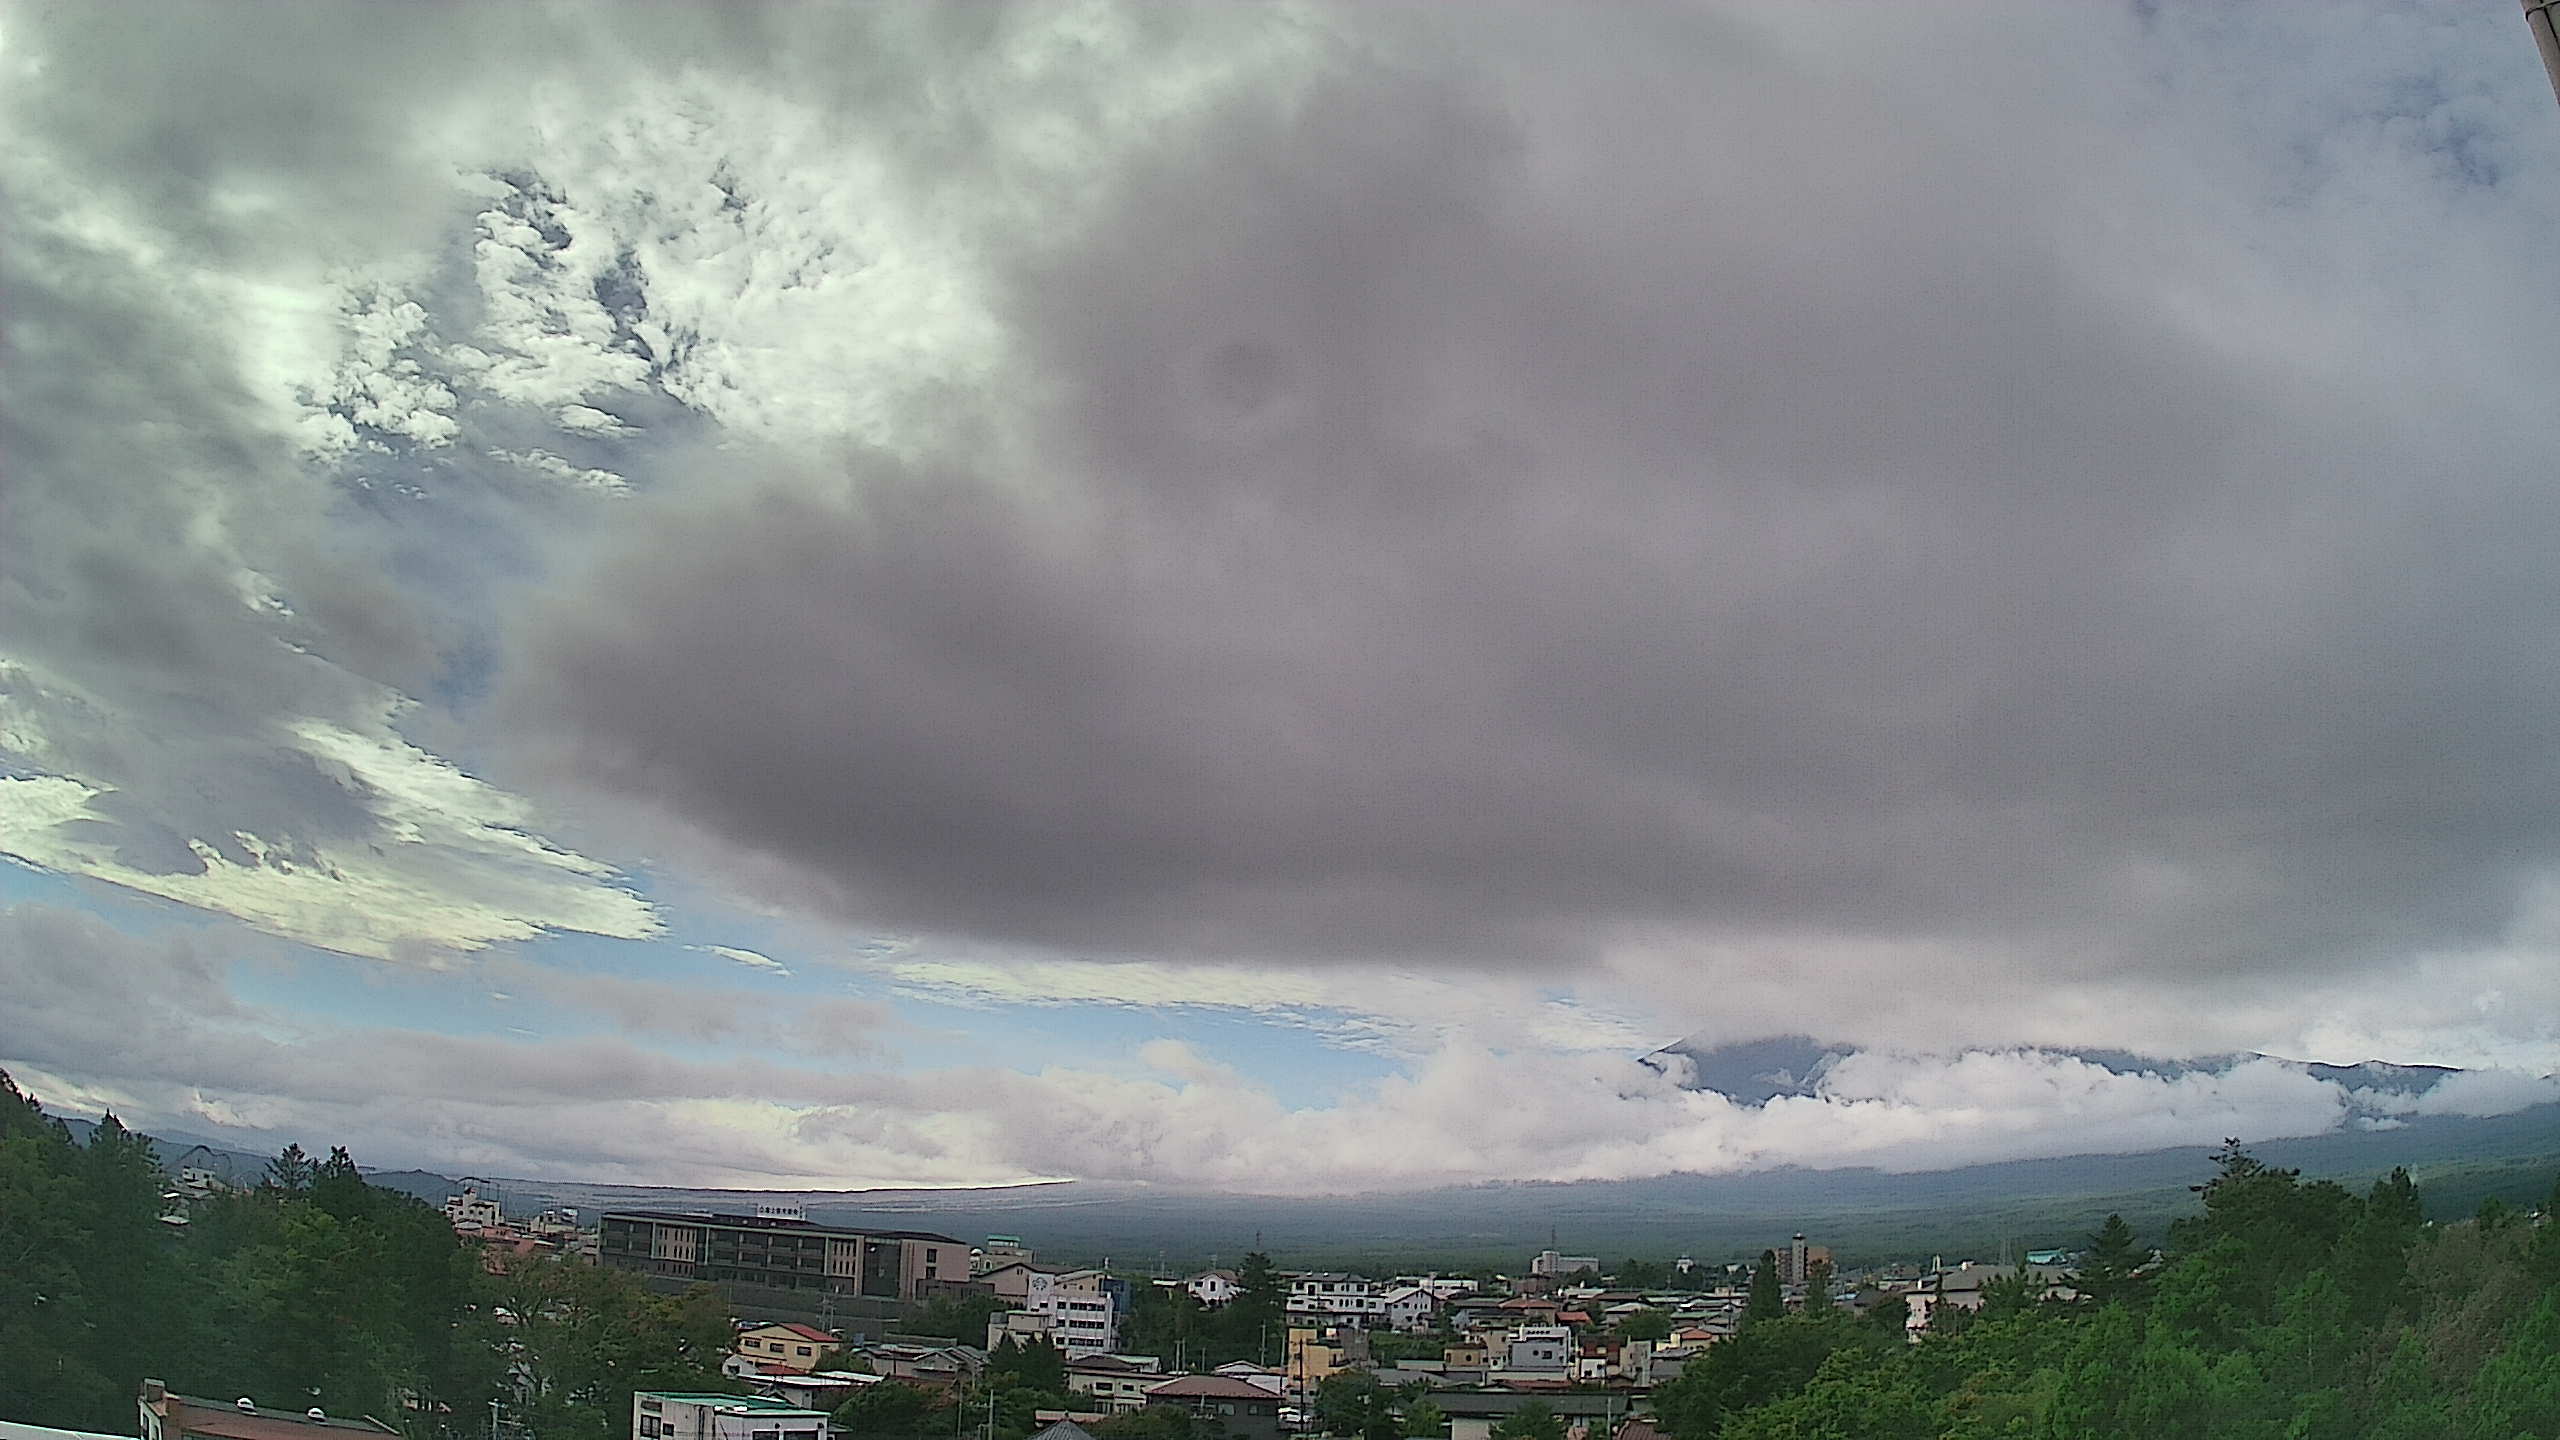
{"left": 9, "top": 902, "right": 2549, "bottom": 1195}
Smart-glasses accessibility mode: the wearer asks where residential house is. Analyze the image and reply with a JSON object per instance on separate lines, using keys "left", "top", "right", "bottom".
{"left": 746, "top": 1375, "right": 876, "bottom": 1412}
{"left": 856, "top": 1343, "right": 984, "bottom": 1393}
{"left": 631, "top": 1393, "right": 827, "bottom": 1440}
{"left": 1440, "top": 1338, "right": 1491, "bottom": 1380}
{"left": 1212, "top": 1362, "right": 1288, "bottom": 1397}
{"left": 1143, "top": 1377, "right": 1284, "bottom": 1440}
{"left": 1064, "top": 1355, "right": 1164, "bottom": 1414}
{"left": 1502, "top": 1325, "right": 1573, "bottom": 1376}
{"left": 1027, "top": 1423, "right": 1097, "bottom": 1440}
{"left": 1433, "top": 1393, "right": 1633, "bottom": 1440}
{"left": 1184, "top": 1269, "right": 1240, "bottom": 1308}
{"left": 1377, "top": 1286, "right": 1440, "bottom": 1333}
{"left": 139, "top": 1383, "right": 396, "bottom": 1440}
{"left": 733, "top": 1323, "right": 839, "bottom": 1375}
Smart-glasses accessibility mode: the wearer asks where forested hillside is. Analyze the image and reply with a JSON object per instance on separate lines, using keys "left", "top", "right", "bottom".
{"left": 0, "top": 1070, "right": 737, "bottom": 1440}
{"left": 1652, "top": 1142, "right": 2560, "bottom": 1438}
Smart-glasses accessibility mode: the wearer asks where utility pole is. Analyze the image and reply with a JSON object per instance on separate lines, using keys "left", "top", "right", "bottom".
{"left": 2526, "top": 0, "right": 2560, "bottom": 106}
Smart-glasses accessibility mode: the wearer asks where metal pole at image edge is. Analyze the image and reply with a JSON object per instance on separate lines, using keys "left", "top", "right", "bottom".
{"left": 2525, "top": 0, "right": 2560, "bottom": 106}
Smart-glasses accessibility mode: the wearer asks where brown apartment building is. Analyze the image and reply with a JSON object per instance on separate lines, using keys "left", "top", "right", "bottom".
{"left": 599, "top": 1210, "right": 969, "bottom": 1302}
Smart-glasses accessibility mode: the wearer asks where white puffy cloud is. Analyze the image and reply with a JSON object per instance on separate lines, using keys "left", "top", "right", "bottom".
{"left": 696, "top": 943, "right": 792, "bottom": 976}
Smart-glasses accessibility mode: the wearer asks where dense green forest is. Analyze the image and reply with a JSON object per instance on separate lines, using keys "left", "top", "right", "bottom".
{"left": 0, "top": 1070, "right": 735, "bottom": 1440}
{"left": 1651, "top": 1141, "right": 2560, "bottom": 1438}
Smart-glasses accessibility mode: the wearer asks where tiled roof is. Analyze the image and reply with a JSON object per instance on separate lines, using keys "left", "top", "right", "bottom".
{"left": 1147, "top": 1376, "right": 1282, "bottom": 1401}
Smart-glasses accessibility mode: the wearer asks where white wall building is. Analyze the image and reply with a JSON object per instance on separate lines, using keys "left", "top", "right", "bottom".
{"left": 1378, "top": 1286, "right": 1440, "bottom": 1333}
{"left": 443, "top": 1187, "right": 501, "bottom": 1233}
{"left": 1528, "top": 1251, "right": 1599, "bottom": 1280}
{"left": 1287, "top": 1274, "right": 1384, "bottom": 1322}
{"left": 1504, "top": 1325, "right": 1572, "bottom": 1373}
{"left": 1185, "top": 1270, "right": 1240, "bottom": 1307}
{"left": 634, "top": 1393, "right": 827, "bottom": 1440}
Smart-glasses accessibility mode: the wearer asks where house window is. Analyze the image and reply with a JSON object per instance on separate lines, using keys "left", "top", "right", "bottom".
{"left": 640, "top": 1419, "right": 661, "bottom": 1437}
{"left": 642, "top": 1401, "right": 664, "bottom": 1413}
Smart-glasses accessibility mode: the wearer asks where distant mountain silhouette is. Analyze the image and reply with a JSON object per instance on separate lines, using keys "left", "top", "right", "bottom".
{"left": 1643, "top": 1034, "right": 2479, "bottom": 1105}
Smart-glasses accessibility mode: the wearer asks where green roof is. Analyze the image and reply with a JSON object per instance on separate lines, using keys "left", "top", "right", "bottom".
{"left": 641, "top": 1395, "right": 824, "bottom": 1413}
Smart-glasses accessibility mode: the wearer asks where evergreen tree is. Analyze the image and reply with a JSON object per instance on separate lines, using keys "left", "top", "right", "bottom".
{"left": 1745, "top": 1251, "right": 1783, "bottom": 1324}
{"left": 2072, "top": 1212, "right": 2144, "bottom": 1307}
{"left": 1799, "top": 1260, "right": 1832, "bottom": 1312}
{"left": 1221, "top": 1251, "right": 1287, "bottom": 1365}
{"left": 265, "top": 1142, "right": 316, "bottom": 1193}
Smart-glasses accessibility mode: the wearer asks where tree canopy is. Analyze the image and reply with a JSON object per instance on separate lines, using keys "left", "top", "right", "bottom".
{"left": 1649, "top": 1140, "right": 2560, "bottom": 1440}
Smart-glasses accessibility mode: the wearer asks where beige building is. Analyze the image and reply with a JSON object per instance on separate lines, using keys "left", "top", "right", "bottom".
{"left": 733, "top": 1323, "right": 839, "bottom": 1374}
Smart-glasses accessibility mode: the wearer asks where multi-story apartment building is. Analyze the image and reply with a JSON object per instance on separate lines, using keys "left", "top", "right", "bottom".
{"left": 599, "top": 1211, "right": 966, "bottom": 1302}
{"left": 1528, "top": 1250, "right": 1600, "bottom": 1280}
{"left": 986, "top": 1269, "right": 1120, "bottom": 1358}
{"left": 1286, "top": 1273, "right": 1384, "bottom": 1322}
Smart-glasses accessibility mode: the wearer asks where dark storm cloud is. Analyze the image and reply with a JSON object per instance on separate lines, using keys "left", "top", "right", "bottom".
{"left": 504, "top": 4, "right": 2560, "bottom": 979}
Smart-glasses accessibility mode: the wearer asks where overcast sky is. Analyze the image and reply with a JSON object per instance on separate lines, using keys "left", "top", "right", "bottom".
{"left": 6, "top": 1, "right": 2560, "bottom": 1194}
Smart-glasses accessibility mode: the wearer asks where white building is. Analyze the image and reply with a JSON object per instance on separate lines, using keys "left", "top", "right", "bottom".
{"left": 1401, "top": 1277, "right": 1481, "bottom": 1301}
{"left": 1065, "top": 1355, "right": 1164, "bottom": 1414}
{"left": 1503, "top": 1325, "right": 1572, "bottom": 1373}
{"left": 1185, "top": 1270, "right": 1240, "bottom": 1308}
{"left": 990, "top": 1270, "right": 1119, "bottom": 1357}
{"left": 1378, "top": 1286, "right": 1440, "bottom": 1333}
{"left": 634, "top": 1393, "right": 827, "bottom": 1440}
{"left": 1528, "top": 1251, "right": 1599, "bottom": 1280}
{"left": 1287, "top": 1274, "right": 1384, "bottom": 1322}
{"left": 443, "top": 1186, "right": 501, "bottom": 1233}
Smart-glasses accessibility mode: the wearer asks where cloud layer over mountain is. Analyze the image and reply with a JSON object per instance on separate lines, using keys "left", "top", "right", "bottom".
{"left": 5, "top": 1, "right": 2560, "bottom": 1190}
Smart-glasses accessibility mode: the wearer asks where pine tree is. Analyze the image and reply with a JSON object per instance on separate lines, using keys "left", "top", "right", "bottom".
{"left": 266, "top": 1141, "right": 316, "bottom": 1193}
{"left": 1801, "top": 1259, "right": 1833, "bottom": 1311}
{"left": 1745, "top": 1251, "right": 1783, "bottom": 1324}
{"left": 2073, "top": 1212, "right": 2144, "bottom": 1306}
